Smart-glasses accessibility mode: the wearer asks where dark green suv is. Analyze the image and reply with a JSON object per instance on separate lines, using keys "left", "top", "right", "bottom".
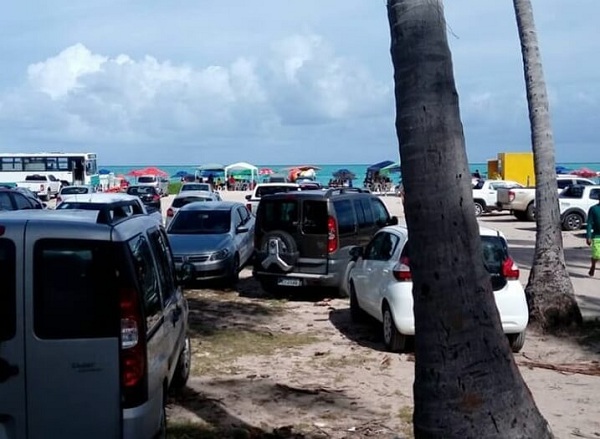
{"left": 253, "top": 187, "right": 398, "bottom": 296}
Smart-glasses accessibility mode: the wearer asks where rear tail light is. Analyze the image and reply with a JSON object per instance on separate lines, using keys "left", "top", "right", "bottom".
{"left": 393, "top": 256, "right": 412, "bottom": 281}
{"left": 327, "top": 216, "right": 338, "bottom": 253}
{"left": 166, "top": 208, "right": 174, "bottom": 217}
{"left": 120, "top": 287, "right": 147, "bottom": 407}
{"left": 508, "top": 190, "right": 516, "bottom": 202}
{"left": 502, "top": 257, "right": 520, "bottom": 280}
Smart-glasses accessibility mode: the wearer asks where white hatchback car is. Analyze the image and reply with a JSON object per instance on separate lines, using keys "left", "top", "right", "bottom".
{"left": 348, "top": 225, "right": 529, "bottom": 353}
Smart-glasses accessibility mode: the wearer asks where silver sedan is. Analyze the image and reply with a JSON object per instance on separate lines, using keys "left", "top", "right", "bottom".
{"left": 167, "top": 201, "right": 255, "bottom": 285}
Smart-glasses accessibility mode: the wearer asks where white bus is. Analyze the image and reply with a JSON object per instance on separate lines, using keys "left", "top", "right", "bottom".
{"left": 0, "top": 152, "right": 99, "bottom": 186}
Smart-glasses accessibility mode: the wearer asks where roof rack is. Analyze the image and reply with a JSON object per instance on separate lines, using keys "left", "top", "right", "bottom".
{"left": 324, "top": 187, "right": 369, "bottom": 197}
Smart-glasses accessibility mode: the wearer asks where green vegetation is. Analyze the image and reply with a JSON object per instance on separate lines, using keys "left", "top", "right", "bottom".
{"left": 169, "top": 181, "right": 182, "bottom": 194}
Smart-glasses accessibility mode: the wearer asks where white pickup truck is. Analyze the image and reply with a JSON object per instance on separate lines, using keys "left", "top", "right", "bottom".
{"left": 559, "top": 185, "right": 600, "bottom": 231}
{"left": 497, "top": 175, "right": 597, "bottom": 221}
{"left": 244, "top": 183, "right": 300, "bottom": 215}
{"left": 472, "top": 179, "right": 523, "bottom": 216}
{"left": 16, "top": 174, "right": 62, "bottom": 201}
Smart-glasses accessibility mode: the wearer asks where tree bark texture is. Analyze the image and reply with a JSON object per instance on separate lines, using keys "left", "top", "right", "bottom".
{"left": 513, "top": 0, "right": 582, "bottom": 330}
{"left": 387, "top": 1, "right": 553, "bottom": 437}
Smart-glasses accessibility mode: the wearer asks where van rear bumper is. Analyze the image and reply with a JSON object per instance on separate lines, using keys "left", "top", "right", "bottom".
{"left": 123, "top": 390, "right": 163, "bottom": 439}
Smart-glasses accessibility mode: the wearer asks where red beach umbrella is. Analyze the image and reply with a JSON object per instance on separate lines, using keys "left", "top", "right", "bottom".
{"left": 259, "top": 168, "right": 274, "bottom": 175}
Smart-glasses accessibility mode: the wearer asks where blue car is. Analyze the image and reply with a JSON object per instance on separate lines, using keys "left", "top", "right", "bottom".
{"left": 167, "top": 201, "right": 255, "bottom": 285}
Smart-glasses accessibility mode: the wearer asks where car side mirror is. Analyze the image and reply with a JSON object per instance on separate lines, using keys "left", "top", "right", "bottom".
{"left": 349, "top": 246, "right": 363, "bottom": 261}
{"left": 388, "top": 216, "right": 399, "bottom": 226}
{"left": 245, "top": 194, "right": 251, "bottom": 200}
{"left": 236, "top": 226, "right": 249, "bottom": 234}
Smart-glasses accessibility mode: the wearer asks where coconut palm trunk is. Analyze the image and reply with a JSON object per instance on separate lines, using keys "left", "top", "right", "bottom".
{"left": 513, "top": 0, "right": 582, "bottom": 330}
{"left": 387, "top": 1, "right": 552, "bottom": 436}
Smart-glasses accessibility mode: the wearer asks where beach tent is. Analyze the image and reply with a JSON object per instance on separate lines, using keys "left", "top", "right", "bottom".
{"left": 367, "top": 160, "right": 395, "bottom": 173}
{"left": 380, "top": 162, "right": 402, "bottom": 174}
{"left": 224, "top": 162, "right": 258, "bottom": 184}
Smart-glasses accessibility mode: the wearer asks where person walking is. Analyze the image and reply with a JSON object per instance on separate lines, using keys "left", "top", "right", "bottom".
{"left": 586, "top": 195, "right": 600, "bottom": 276}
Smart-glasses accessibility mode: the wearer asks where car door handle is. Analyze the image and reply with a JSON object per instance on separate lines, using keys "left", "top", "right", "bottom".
{"left": 171, "top": 305, "right": 182, "bottom": 326}
{"left": 0, "top": 358, "right": 19, "bottom": 383}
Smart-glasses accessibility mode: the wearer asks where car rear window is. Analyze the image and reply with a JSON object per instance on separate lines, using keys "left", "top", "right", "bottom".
{"left": 128, "top": 186, "right": 156, "bottom": 195}
{"left": 181, "top": 184, "right": 210, "bottom": 192}
{"left": 258, "top": 199, "right": 299, "bottom": 234}
{"left": 33, "top": 240, "right": 119, "bottom": 339}
{"left": 0, "top": 239, "right": 16, "bottom": 341}
{"left": 169, "top": 210, "right": 230, "bottom": 234}
{"left": 172, "top": 196, "right": 211, "bottom": 208}
{"left": 137, "top": 176, "right": 156, "bottom": 183}
{"left": 61, "top": 186, "right": 89, "bottom": 195}
{"left": 301, "top": 200, "right": 328, "bottom": 234}
{"left": 255, "top": 186, "right": 297, "bottom": 198}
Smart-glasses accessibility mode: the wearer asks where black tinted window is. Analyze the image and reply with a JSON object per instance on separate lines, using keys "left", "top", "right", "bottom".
{"left": 0, "top": 192, "right": 13, "bottom": 210}
{"left": 137, "top": 176, "right": 156, "bottom": 183}
{"left": 61, "top": 186, "right": 90, "bottom": 195}
{"left": 34, "top": 240, "right": 118, "bottom": 339}
{"left": 169, "top": 210, "right": 231, "bottom": 234}
{"left": 561, "top": 186, "right": 584, "bottom": 199}
{"left": 13, "top": 193, "right": 34, "bottom": 210}
{"left": 259, "top": 200, "right": 298, "bottom": 233}
{"left": 557, "top": 180, "right": 573, "bottom": 189}
{"left": 128, "top": 235, "right": 162, "bottom": 330}
{"left": 128, "top": 186, "right": 156, "bottom": 195}
{"left": 333, "top": 199, "right": 355, "bottom": 235}
{"left": 301, "top": 200, "right": 328, "bottom": 234}
{"left": 181, "top": 184, "right": 210, "bottom": 192}
{"left": 256, "top": 186, "right": 297, "bottom": 198}
{"left": 172, "top": 196, "right": 211, "bottom": 208}
{"left": 0, "top": 239, "right": 16, "bottom": 341}
{"left": 148, "top": 230, "right": 177, "bottom": 305}
{"left": 371, "top": 199, "right": 390, "bottom": 225}
{"left": 365, "top": 232, "right": 398, "bottom": 261}
{"left": 576, "top": 180, "right": 593, "bottom": 186}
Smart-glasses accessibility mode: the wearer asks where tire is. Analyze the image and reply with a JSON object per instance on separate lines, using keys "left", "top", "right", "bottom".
{"left": 514, "top": 210, "right": 527, "bottom": 221}
{"left": 525, "top": 203, "right": 536, "bottom": 221}
{"left": 170, "top": 336, "right": 191, "bottom": 390}
{"left": 226, "top": 254, "right": 240, "bottom": 286}
{"left": 562, "top": 212, "right": 584, "bottom": 231}
{"left": 349, "top": 282, "right": 366, "bottom": 323}
{"left": 508, "top": 331, "right": 526, "bottom": 353}
{"left": 474, "top": 201, "right": 485, "bottom": 217}
{"left": 259, "top": 230, "right": 298, "bottom": 272}
{"left": 382, "top": 303, "right": 409, "bottom": 352}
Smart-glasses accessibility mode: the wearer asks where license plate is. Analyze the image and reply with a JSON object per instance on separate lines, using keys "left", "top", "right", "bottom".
{"left": 277, "top": 278, "right": 302, "bottom": 287}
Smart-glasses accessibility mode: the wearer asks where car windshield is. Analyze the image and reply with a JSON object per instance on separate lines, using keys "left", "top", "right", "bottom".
{"left": 128, "top": 186, "right": 156, "bottom": 195}
{"left": 181, "top": 184, "right": 210, "bottom": 192}
{"left": 172, "top": 196, "right": 212, "bottom": 208}
{"left": 255, "top": 186, "right": 297, "bottom": 198}
{"left": 137, "top": 176, "right": 156, "bottom": 183}
{"left": 169, "top": 210, "right": 230, "bottom": 234}
{"left": 61, "top": 186, "right": 90, "bottom": 195}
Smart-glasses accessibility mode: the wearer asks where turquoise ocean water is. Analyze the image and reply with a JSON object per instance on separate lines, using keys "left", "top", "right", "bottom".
{"left": 101, "top": 162, "right": 600, "bottom": 186}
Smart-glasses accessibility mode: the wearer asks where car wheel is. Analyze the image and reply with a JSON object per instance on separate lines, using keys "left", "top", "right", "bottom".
{"left": 260, "top": 230, "right": 298, "bottom": 272}
{"left": 170, "top": 336, "right": 191, "bottom": 390}
{"left": 508, "top": 331, "right": 526, "bottom": 353}
{"left": 382, "top": 303, "right": 408, "bottom": 352}
{"left": 525, "top": 203, "right": 536, "bottom": 221}
{"left": 349, "top": 282, "right": 366, "bottom": 323}
{"left": 154, "top": 401, "right": 167, "bottom": 439}
{"left": 562, "top": 212, "right": 583, "bottom": 231}
{"left": 514, "top": 210, "right": 527, "bottom": 221}
{"left": 227, "top": 254, "right": 240, "bottom": 286}
{"left": 474, "top": 201, "right": 485, "bottom": 217}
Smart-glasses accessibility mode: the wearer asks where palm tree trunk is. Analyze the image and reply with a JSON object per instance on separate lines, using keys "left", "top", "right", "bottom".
{"left": 387, "top": 1, "right": 552, "bottom": 437}
{"left": 513, "top": 0, "right": 582, "bottom": 330}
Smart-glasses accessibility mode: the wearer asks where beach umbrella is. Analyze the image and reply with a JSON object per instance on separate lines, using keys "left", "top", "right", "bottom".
{"left": 333, "top": 169, "right": 356, "bottom": 180}
{"left": 259, "top": 168, "right": 275, "bottom": 175}
{"left": 572, "top": 168, "right": 597, "bottom": 178}
{"left": 380, "top": 162, "right": 402, "bottom": 174}
{"left": 555, "top": 165, "right": 572, "bottom": 175}
{"left": 98, "top": 168, "right": 112, "bottom": 175}
{"left": 127, "top": 169, "right": 146, "bottom": 177}
{"left": 140, "top": 167, "right": 168, "bottom": 177}
{"left": 171, "top": 170, "right": 192, "bottom": 178}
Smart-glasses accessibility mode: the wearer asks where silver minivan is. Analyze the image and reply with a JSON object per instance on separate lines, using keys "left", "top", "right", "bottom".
{"left": 0, "top": 209, "right": 190, "bottom": 438}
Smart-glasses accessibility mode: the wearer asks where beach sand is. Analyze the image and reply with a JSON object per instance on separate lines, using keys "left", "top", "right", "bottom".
{"left": 163, "top": 189, "right": 600, "bottom": 437}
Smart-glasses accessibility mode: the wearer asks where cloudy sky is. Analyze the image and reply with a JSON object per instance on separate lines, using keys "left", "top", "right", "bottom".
{"left": 0, "top": 1, "right": 598, "bottom": 165}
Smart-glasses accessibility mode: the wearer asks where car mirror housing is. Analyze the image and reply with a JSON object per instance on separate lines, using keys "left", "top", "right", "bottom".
{"left": 388, "top": 216, "right": 399, "bottom": 226}
{"left": 245, "top": 194, "right": 251, "bottom": 201}
{"left": 349, "top": 246, "right": 363, "bottom": 261}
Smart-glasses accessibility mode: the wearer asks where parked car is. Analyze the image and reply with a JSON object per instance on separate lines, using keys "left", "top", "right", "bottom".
{"left": 497, "top": 175, "right": 597, "bottom": 221}
{"left": 0, "top": 209, "right": 190, "bottom": 438}
{"left": 56, "top": 184, "right": 96, "bottom": 206}
{"left": 166, "top": 190, "right": 222, "bottom": 228}
{"left": 559, "top": 185, "right": 600, "bottom": 231}
{"left": 472, "top": 179, "right": 523, "bottom": 216}
{"left": 252, "top": 187, "right": 398, "bottom": 296}
{"left": 0, "top": 187, "right": 46, "bottom": 211}
{"left": 16, "top": 174, "right": 62, "bottom": 201}
{"left": 244, "top": 183, "right": 300, "bottom": 215}
{"left": 55, "top": 192, "right": 163, "bottom": 225}
{"left": 178, "top": 182, "right": 221, "bottom": 198}
{"left": 127, "top": 185, "right": 162, "bottom": 211}
{"left": 348, "top": 225, "right": 528, "bottom": 353}
{"left": 167, "top": 201, "right": 255, "bottom": 285}
{"left": 137, "top": 175, "right": 169, "bottom": 196}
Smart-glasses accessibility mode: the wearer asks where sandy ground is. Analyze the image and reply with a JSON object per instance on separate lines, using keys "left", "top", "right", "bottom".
{"left": 161, "top": 190, "right": 600, "bottom": 438}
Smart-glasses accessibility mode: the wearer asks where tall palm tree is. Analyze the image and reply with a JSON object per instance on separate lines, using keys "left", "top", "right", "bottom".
{"left": 387, "top": 1, "right": 552, "bottom": 436}
{"left": 513, "top": 0, "right": 582, "bottom": 330}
